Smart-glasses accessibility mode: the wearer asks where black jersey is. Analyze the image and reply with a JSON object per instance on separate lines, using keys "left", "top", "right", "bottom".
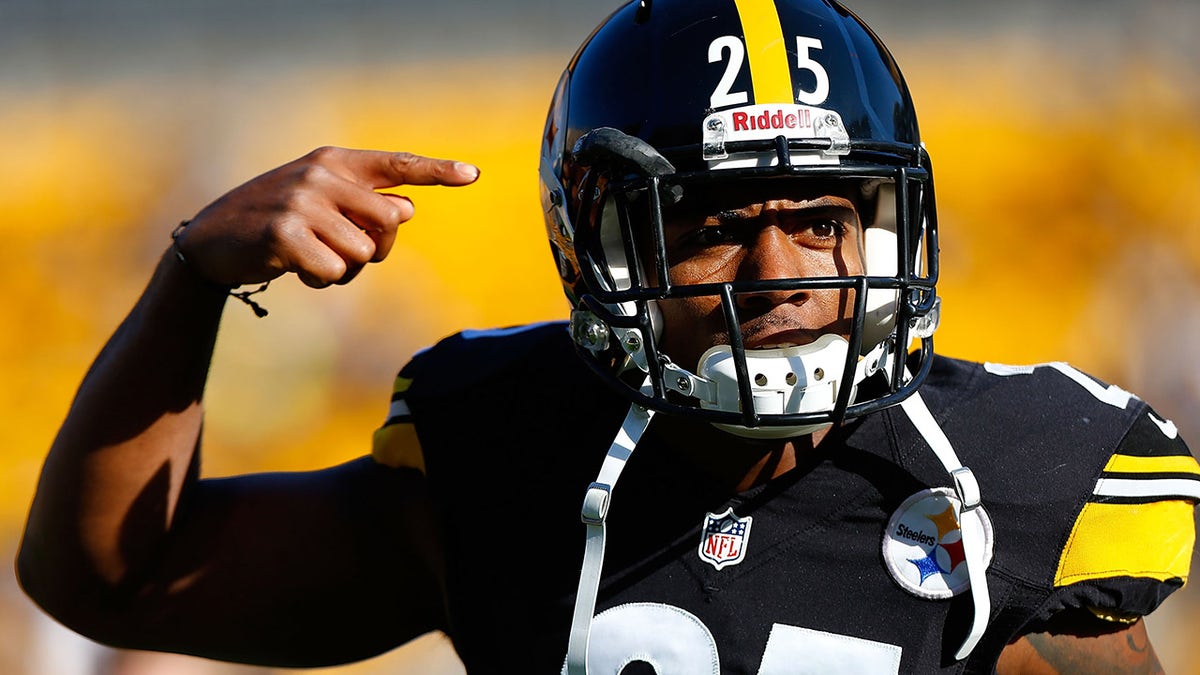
{"left": 372, "top": 322, "right": 1199, "bottom": 674}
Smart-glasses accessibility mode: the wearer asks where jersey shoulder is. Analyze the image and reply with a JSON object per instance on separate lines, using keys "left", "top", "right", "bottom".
{"left": 917, "top": 355, "right": 1199, "bottom": 621}
{"left": 919, "top": 356, "right": 1146, "bottom": 423}
{"left": 370, "top": 321, "right": 573, "bottom": 472}
{"left": 370, "top": 320, "right": 627, "bottom": 480}
{"left": 402, "top": 321, "right": 573, "bottom": 395}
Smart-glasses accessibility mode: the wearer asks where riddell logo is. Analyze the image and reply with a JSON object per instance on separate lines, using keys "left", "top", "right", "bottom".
{"left": 731, "top": 108, "right": 812, "bottom": 132}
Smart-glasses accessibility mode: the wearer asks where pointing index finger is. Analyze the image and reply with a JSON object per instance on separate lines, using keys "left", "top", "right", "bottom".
{"left": 358, "top": 150, "right": 480, "bottom": 189}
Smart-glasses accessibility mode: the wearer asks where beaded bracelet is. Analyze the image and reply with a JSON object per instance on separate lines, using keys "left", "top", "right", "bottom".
{"left": 170, "top": 221, "right": 270, "bottom": 317}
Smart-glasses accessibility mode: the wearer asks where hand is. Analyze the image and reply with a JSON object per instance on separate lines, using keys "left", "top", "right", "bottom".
{"left": 174, "top": 147, "right": 480, "bottom": 288}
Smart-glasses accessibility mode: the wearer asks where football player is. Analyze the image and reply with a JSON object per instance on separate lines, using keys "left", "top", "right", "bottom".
{"left": 17, "top": 1, "right": 1198, "bottom": 673}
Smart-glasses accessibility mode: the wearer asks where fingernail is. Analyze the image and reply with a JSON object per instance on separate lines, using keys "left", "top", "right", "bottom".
{"left": 455, "top": 162, "right": 480, "bottom": 181}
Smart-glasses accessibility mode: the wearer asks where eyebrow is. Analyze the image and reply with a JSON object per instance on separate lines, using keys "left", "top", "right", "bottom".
{"left": 711, "top": 196, "right": 858, "bottom": 225}
{"left": 715, "top": 209, "right": 754, "bottom": 224}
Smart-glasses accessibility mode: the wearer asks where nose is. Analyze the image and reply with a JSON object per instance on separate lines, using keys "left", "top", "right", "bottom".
{"left": 735, "top": 223, "right": 810, "bottom": 314}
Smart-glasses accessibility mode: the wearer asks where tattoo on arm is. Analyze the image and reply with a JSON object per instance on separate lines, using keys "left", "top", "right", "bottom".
{"left": 1127, "top": 630, "right": 1150, "bottom": 655}
{"left": 1021, "top": 622, "right": 1164, "bottom": 675}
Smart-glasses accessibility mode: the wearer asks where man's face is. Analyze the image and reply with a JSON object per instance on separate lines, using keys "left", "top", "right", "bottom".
{"left": 652, "top": 181, "right": 866, "bottom": 371}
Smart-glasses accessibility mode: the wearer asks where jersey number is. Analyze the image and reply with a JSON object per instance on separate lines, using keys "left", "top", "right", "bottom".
{"left": 984, "top": 361, "right": 1135, "bottom": 409}
{"left": 708, "top": 36, "right": 830, "bottom": 108}
{"left": 569, "top": 602, "right": 902, "bottom": 674}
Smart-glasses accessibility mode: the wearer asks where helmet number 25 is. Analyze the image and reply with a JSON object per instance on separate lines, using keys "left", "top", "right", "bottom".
{"left": 708, "top": 35, "right": 830, "bottom": 109}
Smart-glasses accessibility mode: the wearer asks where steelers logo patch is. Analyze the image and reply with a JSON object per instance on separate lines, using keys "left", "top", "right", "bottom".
{"left": 882, "top": 487, "right": 994, "bottom": 600}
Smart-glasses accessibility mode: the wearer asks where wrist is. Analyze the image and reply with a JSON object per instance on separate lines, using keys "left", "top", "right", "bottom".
{"left": 169, "top": 221, "right": 270, "bottom": 317}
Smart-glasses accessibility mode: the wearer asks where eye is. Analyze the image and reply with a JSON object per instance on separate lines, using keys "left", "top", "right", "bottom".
{"left": 691, "top": 225, "right": 742, "bottom": 247}
{"left": 808, "top": 219, "right": 844, "bottom": 239}
{"left": 786, "top": 216, "right": 849, "bottom": 249}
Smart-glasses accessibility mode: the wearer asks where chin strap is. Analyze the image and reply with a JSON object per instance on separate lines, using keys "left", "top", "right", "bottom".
{"left": 898, "top": 387, "right": 991, "bottom": 661}
{"left": 565, "top": 393, "right": 656, "bottom": 675}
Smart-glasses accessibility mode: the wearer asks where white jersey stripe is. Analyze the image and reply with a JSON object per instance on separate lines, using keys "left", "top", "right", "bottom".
{"left": 388, "top": 399, "right": 411, "bottom": 420}
{"left": 1093, "top": 477, "right": 1200, "bottom": 501}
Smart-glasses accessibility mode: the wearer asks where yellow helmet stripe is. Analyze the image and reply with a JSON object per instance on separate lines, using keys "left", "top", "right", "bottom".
{"left": 733, "top": 0, "right": 794, "bottom": 104}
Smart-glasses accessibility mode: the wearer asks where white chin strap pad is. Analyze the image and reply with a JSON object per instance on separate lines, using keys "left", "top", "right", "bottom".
{"left": 698, "top": 334, "right": 850, "bottom": 417}
{"left": 692, "top": 335, "right": 890, "bottom": 439}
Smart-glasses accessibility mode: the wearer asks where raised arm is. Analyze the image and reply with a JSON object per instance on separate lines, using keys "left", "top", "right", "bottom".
{"left": 16, "top": 147, "right": 479, "bottom": 666}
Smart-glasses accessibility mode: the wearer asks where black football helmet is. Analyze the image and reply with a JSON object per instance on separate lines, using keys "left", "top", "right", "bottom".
{"left": 539, "top": 0, "right": 940, "bottom": 436}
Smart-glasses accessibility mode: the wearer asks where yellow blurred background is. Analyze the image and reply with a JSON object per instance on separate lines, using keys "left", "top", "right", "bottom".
{"left": 1, "top": 1, "right": 1197, "bottom": 673}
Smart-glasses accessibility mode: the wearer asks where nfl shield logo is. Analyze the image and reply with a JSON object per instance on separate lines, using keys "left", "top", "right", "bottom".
{"left": 698, "top": 507, "right": 753, "bottom": 570}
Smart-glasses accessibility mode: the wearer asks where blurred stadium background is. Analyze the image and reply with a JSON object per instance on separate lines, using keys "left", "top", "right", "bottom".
{"left": 1, "top": 0, "right": 1197, "bottom": 673}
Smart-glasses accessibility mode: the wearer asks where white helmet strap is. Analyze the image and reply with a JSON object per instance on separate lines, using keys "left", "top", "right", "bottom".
{"left": 897, "top": 385, "right": 991, "bottom": 660}
{"left": 565, "top": 383, "right": 655, "bottom": 675}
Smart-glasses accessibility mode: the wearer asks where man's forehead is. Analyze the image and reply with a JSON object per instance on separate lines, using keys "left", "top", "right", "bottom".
{"left": 667, "top": 177, "right": 867, "bottom": 218}
{"left": 719, "top": 195, "right": 857, "bottom": 216}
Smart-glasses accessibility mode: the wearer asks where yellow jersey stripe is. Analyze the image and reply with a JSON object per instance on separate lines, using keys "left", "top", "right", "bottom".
{"left": 733, "top": 0, "right": 794, "bottom": 103}
{"left": 1054, "top": 500, "right": 1194, "bottom": 586}
{"left": 1102, "top": 453, "right": 1200, "bottom": 476}
{"left": 392, "top": 375, "right": 413, "bottom": 395}
{"left": 371, "top": 422, "right": 426, "bottom": 474}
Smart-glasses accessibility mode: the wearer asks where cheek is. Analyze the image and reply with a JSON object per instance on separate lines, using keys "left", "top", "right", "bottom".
{"left": 657, "top": 296, "right": 725, "bottom": 366}
{"left": 838, "top": 236, "right": 866, "bottom": 275}
{"left": 667, "top": 248, "right": 740, "bottom": 285}
{"left": 804, "top": 286, "right": 859, "bottom": 336}
{"left": 812, "top": 242, "right": 864, "bottom": 277}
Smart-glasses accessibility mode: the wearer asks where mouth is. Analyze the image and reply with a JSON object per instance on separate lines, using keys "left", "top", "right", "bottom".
{"left": 748, "top": 340, "right": 808, "bottom": 350}
{"left": 735, "top": 307, "right": 849, "bottom": 352}
{"left": 741, "top": 328, "right": 825, "bottom": 351}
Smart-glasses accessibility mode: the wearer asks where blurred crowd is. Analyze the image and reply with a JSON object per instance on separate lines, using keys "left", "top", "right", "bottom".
{"left": 2, "top": 1, "right": 1197, "bottom": 673}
